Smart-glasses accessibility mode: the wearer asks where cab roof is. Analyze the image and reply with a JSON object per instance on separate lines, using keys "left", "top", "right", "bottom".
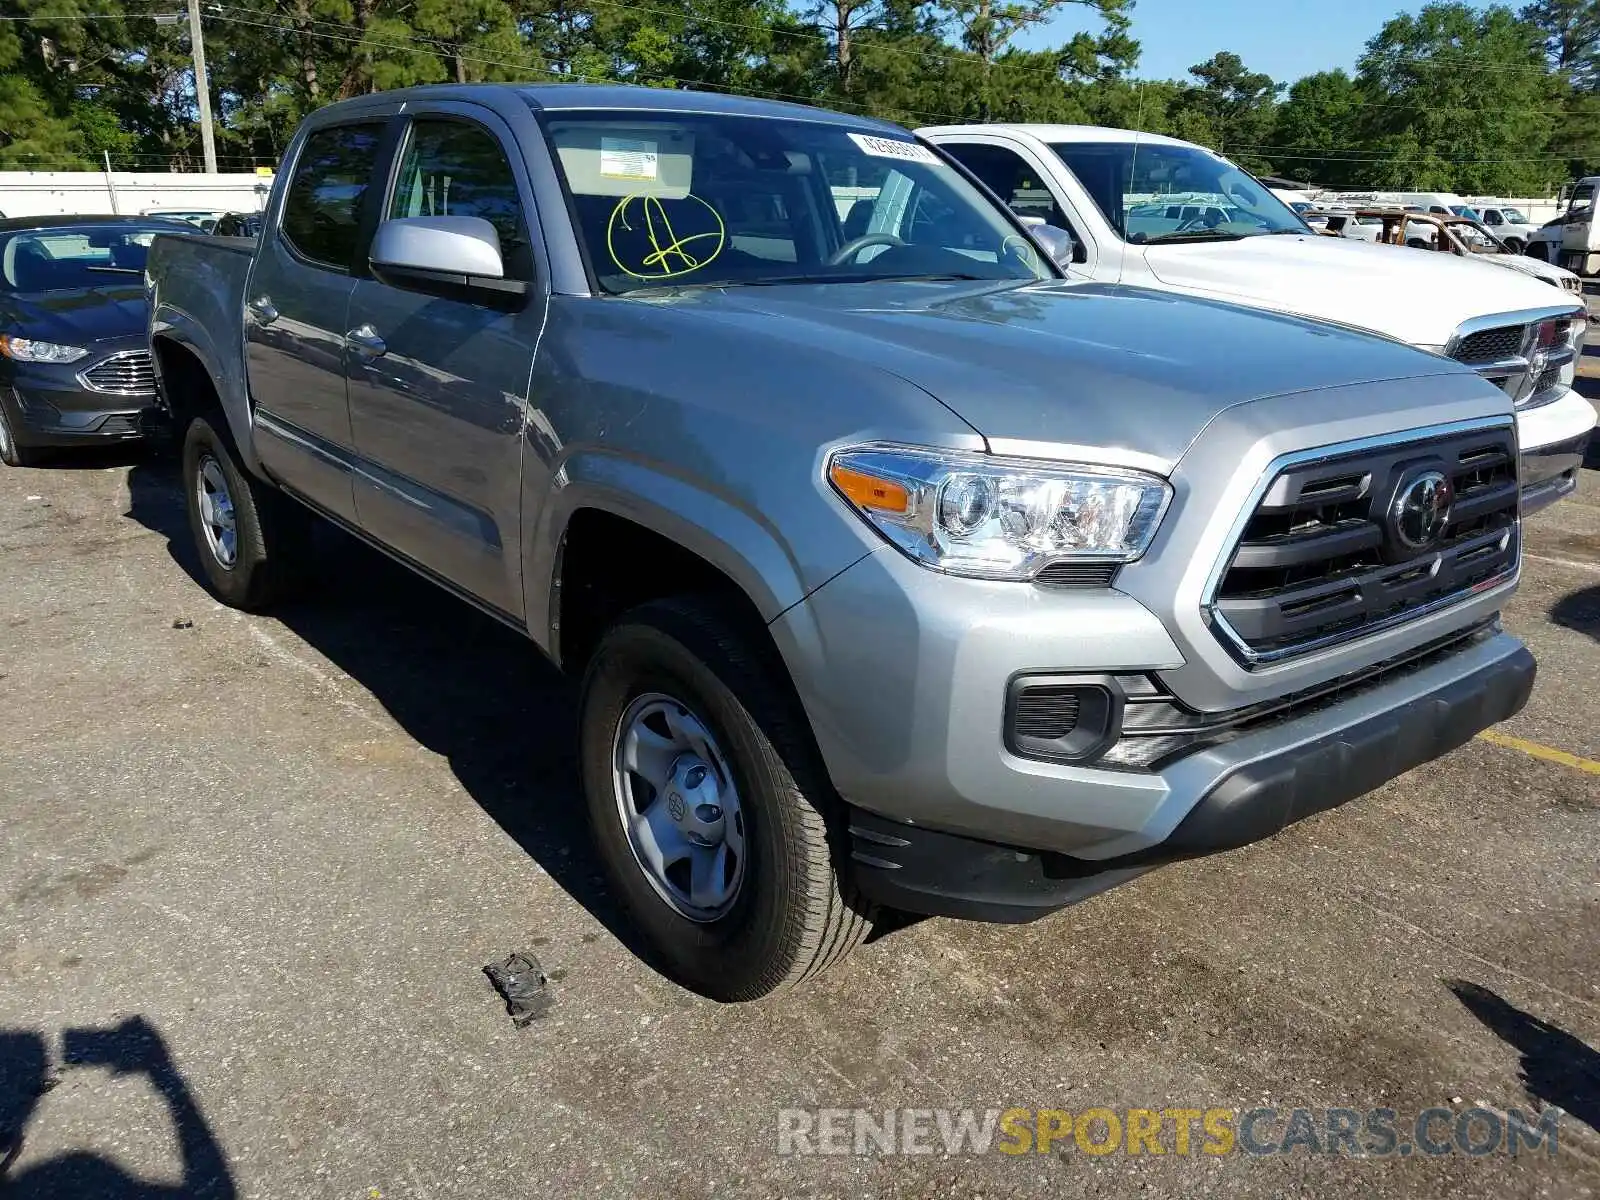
{"left": 309, "top": 81, "right": 911, "bottom": 136}
{"left": 919, "top": 123, "right": 1196, "bottom": 149}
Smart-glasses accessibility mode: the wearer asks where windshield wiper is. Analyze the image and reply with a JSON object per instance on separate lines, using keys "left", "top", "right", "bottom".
{"left": 85, "top": 266, "right": 141, "bottom": 274}
{"left": 1134, "top": 230, "right": 1247, "bottom": 245}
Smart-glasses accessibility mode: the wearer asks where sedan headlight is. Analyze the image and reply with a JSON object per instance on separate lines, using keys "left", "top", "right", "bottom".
{"left": 0, "top": 335, "right": 89, "bottom": 364}
{"left": 828, "top": 444, "right": 1171, "bottom": 580}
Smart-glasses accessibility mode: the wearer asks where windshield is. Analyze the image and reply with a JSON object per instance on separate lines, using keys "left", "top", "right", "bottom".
{"left": 537, "top": 110, "right": 1051, "bottom": 293}
{"left": 1049, "top": 141, "right": 1306, "bottom": 243}
{"left": 0, "top": 223, "right": 177, "bottom": 292}
{"left": 1501, "top": 207, "right": 1529, "bottom": 224}
{"left": 1450, "top": 205, "right": 1483, "bottom": 221}
{"left": 1451, "top": 221, "right": 1503, "bottom": 253}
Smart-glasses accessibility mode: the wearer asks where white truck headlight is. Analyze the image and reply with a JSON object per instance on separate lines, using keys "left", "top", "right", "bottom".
{"left": 0, "top": 335, "right": 89, "bottom": 364}
{"left": 828, "top": 445, "right": 1171, "bottom": 580}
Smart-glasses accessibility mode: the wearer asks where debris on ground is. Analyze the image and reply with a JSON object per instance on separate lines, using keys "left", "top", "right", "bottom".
{"left": 483, "top": 952, "right": 552, "bottom": 1027}
{"left": 171, "top": 618, "right": 194, "bottom": 630}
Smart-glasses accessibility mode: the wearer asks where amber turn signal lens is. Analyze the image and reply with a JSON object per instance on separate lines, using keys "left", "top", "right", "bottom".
{"left": 830, "top": 463, "right": 910, "bottom": 513}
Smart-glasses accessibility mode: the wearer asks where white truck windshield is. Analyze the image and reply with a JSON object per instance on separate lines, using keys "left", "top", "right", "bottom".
{"left": 1049, "top": 141, "right": 1307, "bottom": 244}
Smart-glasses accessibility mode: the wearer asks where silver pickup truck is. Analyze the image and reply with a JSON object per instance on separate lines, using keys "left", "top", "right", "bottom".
{"left": 148, "top": 83, "right": 1535, "bottom": 1001}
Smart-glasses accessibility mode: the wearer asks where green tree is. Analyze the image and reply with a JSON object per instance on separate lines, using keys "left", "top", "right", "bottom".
{"left": 1172, "top": 51, "right": 1281, "bottom": 169}
{"left": 1268, "top": 69, "right": 1363, "bottom": 185}
{"left": 1522, "top": 0, "right": 1600, "bottom": 86}
{"left": 1355, "top": 2, "right": 1565, "bottom": 194}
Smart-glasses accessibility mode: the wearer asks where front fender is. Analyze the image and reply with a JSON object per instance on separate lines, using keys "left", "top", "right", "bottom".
{"left": 524, "top": 448, "right": 863, "bottom": 660}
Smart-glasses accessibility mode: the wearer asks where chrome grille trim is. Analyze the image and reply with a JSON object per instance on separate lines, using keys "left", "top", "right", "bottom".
{"left": 1201, "top": 416, "right": 1520, "bottom": 668}
{"left": 78, "top": 350, "right": 155, "bottom": 396}
{"left": 1445, "top": 304, "right": 1584, "bottom": 410}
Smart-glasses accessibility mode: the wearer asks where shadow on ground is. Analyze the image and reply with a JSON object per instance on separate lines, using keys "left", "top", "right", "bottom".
{"left": 1551, "top": 584, "right": 1600, "bottom": 641}
{"left": 0, "top": 1016, "right": 234, "bottom": 1198}
{"left": 121, "top": 458, "right": 654, "bottom": 966}
{"left": 1449, "top": 981, "right": 1600, "bottom": 1135}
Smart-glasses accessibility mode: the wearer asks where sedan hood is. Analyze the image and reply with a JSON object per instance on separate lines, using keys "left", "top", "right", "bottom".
{"left": 671, "top": 278, "right": 1470, "bottom": 469}
{"left": 1141, "top": 234, "right": 1578, "bottom": 347}
{"left": 2, "top": 284, "right": 148, "bottom": 346}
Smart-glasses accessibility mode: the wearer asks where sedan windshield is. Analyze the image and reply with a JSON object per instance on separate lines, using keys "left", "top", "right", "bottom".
{"left": 1049, "top": 141, "right": 1307, "bottom": 244}
{"left": 537, "top": 110, "right": 1052, "bottom": 293}
{"left": 0, "top": 223, "right": 179, "bottom": 292}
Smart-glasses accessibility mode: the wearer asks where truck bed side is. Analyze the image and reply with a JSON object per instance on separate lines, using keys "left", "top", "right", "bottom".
{"left": 147, "top": 234, "right": 261, "bottom": 471}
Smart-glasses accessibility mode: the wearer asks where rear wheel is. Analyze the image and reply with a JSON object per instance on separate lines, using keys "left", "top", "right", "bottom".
{"left": 181, "top": 415, "right": 310, "bottom": 610}
{"left": 579, "top": 597, "right": 873, "bottom": 1000}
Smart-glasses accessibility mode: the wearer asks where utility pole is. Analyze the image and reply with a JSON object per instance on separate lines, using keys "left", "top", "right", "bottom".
{"left": 187, "top": 0, "right": 217, "bottom": 173}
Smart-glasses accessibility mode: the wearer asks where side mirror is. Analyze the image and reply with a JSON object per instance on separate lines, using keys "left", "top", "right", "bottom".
{"left": 369, "top": 216, "right": 527, "bottom": 309}
{"left": 1027, "top": 223, "right": 1083, "bottom": 268}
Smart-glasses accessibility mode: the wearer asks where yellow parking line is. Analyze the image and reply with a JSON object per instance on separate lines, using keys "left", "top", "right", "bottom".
{"left": 1477, "top": 730, "right": 1600, "bottom": 776}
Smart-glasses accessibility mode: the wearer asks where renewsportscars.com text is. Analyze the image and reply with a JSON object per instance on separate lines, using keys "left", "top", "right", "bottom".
{"left": 776, "top": 1105, "right": 1563, "bottom": 1158}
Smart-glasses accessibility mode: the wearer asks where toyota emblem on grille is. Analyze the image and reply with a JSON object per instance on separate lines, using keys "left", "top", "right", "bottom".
{"left": 1391, "top": 470, "right": 1454, "bottom": 551}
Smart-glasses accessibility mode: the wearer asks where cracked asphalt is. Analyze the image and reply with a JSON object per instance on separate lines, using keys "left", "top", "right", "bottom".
{"left": 0, "top": 408, "right": 1597, "bottom": 1198}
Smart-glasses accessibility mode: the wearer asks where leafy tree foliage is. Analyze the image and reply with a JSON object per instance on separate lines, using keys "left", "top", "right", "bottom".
{"left": 2, "top": 0, "right": 1600, "bottom": 196}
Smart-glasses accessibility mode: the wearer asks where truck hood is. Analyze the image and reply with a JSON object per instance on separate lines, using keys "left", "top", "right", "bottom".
{"left": 1479, "top": 252, "right": 1578, "bottom": 289}
{"left": 1141, "top": 234, "right": 1577, "bottom": 347}
{"left": 670, "top": 278, "right": 1471, "bottom": 470}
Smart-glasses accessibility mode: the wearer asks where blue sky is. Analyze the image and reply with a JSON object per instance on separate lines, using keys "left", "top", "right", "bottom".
{"left": 1017, "top": 0, "right": 1431, "bottom": 85}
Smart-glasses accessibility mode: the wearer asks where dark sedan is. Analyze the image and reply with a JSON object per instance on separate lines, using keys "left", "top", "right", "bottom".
{"left": 0, "top": 216, "right": 192, "bottom": 466}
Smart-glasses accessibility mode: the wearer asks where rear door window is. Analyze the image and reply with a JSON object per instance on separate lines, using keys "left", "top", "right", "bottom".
{"left": 280, "top": 123, "right": 385, "bottom": 269}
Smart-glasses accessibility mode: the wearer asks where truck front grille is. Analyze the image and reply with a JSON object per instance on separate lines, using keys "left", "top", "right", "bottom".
{"left": 1447, "top": 310, "right": 1581, "bottom": 410}
{"left": 1451, "top": 325, "right": 1523, "bottom": 364}
{"left": 1206, "top": 422, "right": 1519, "bottom": 664}
{"left": 80, "top": 350, "right": 155, "bottom": 395}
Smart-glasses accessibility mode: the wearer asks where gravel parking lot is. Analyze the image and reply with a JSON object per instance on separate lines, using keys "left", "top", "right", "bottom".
{"left": 1, "top": 400, "right": 1598, "bottom": 1198}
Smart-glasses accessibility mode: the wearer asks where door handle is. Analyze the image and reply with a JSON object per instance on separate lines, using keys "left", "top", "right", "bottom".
{"left": 346, "top": 324, "right": 387, "bottom": 359}
{"left": 248, "top": 295, "right": 279, "bottom": 325}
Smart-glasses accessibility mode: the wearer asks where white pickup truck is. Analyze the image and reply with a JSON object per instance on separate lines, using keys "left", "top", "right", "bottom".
{"left": 920, "top": 124, "right": 1595, "bottom": 514}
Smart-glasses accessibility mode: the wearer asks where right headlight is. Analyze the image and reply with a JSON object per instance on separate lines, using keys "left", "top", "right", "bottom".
{"left": 827, "top": 444, "right": 1171, "bottom": 581}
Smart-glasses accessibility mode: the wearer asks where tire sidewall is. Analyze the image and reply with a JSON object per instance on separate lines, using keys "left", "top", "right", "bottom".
{"left": 182, "top": 417, "right": 257, "bottom": 604}
{"left": 0, "top": 397, "right": 24, "bottom": 467}
{"left": 580, "top": 621, "right": 809, "bottom": 999}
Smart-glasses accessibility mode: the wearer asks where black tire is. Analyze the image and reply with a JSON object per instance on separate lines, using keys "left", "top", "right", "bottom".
{"left": 1502, "top": 237, "right": 1525, "bottom": 255}
{"left": 0, "top": 399, "right": 39, "bottom": 467}
{"left": 579, "top": 597, "right": 873, "bottom": 1001}
{"left": 181, "top": 415, "right": 310, "bottom": 610}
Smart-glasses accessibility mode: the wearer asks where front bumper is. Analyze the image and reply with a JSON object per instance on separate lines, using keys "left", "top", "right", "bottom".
{"left": 773, "top": 544, "right": 1532, "bottom": 917}
{"left": 2, "top": 354, "right": 158, "bottom": 447}
{"left": 1517, "top": 385, "right": 1595, "bottom": 515}
{"left": 0, "top": 380, "right": 157, "bottom": 448}
{"left": 846, "top": 631, "right": 1533, "bottom": 921}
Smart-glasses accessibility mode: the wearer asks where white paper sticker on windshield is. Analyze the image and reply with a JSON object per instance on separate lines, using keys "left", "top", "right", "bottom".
{"left": 600, "top": 137, "right": 659, "bottom": 181}
{"left": 847, "top": 133, "right": 941, "bottom": 165}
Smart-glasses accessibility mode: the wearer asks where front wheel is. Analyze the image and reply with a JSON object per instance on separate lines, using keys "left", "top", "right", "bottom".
{"left": 579, "top": 598, "right": 873, "bottom": 1000}
{"left": 1526, "top": 241, "right": 1549, "bottom": 261}
{"left": 182, "top": 415, "right": 310, "bottom": 610}
{"left": 1501, "top": 236, "right": 1525, "bottom": 255}
{"left": 0, "top": 399, "right": 39, "bottom": 467}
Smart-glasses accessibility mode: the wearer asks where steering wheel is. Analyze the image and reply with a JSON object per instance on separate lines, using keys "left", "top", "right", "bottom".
{"left": 828, "top": 233, "right": 906, "bottom": 265}
{"left": 1176, "top": 214, "right": 1218, "bottom": 232}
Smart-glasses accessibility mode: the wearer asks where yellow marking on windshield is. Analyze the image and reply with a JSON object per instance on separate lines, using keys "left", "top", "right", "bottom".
{"left": 607, "top": 193, "right": 726, "bottom": 280}
{"left": 1001, "top": 234, "right": 1039, "bottom": 271}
